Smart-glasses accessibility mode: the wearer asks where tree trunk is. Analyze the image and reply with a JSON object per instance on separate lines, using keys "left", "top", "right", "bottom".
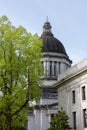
{"left": 6, "top": 117, "right": 11, "bottom": 130}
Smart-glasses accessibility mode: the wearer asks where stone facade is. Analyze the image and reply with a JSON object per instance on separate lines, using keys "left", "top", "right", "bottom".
{"left": 55, "top": 58, "right": 87, "bottom": 130}
{"left": 28, "top": 107, "right": 57, "bottom": 130}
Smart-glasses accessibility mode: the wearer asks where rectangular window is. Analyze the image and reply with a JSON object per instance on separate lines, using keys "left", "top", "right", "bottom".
{"left": 83, "top": 109, "right": 87, "bottom": 128}
{"left": 82, "top": 86, "right": 86, "bottom": 100}
{"left": 54, "top": 61, "right": 57, "bottom": 76}
{"left": 72, "top": 90, "right": 75, "bottom": 103}
{"left": 73, "top": 112, "right": 76, "bottom": 129}
{"left": 59, "top": 62, "right": 60, "bottom": 74}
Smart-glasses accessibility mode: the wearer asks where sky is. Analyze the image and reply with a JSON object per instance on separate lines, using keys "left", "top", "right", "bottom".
{"left": 0, "top": 0, "right": 87, "bottom": 65}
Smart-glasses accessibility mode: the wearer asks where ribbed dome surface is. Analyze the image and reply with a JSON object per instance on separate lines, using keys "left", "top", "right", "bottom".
{"left": 41, "top": 21, "right": 67, "bottom": 56}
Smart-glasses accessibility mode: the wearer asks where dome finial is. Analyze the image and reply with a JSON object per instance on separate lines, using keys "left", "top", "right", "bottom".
{"left": 46, "top": 16, "right": 48, "bottom": 22}
{"left": 43, "top": 17, "right": 52, "bottom": 32}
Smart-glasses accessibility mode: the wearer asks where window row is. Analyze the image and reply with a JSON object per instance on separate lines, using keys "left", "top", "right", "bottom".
{"left": 72, "top": 85, "right": 86, "bottom": 104}
{"left": 73, "top": 109, "right": 87, "bottom": 129}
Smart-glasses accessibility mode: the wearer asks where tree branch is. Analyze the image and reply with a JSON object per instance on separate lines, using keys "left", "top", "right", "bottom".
{"left": 11, "top": 98, "right": 28, "bottom": 118}
{"left": 11, "top": 71, "right": 31, "bottom": 118}
{"left": 0, "top": 110, "right": 7, "bottom": 116}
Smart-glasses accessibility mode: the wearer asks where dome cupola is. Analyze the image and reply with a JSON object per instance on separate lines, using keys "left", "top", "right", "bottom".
{"left": 41, "top": 19, "right": 72, "bottom": 82}
{"left": 43, "top": 20, "right": 52, "bottom": 33}
{"left": 41, "top": 20, "right": 67, "bottom": 56}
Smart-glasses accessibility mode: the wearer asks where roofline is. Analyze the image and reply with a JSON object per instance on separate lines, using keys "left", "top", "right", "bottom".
{"left": 54, "top": 58, "right": 87, "bottom": 88}
{"left": 55, "top": 68, "right": 87, "bottom": 88}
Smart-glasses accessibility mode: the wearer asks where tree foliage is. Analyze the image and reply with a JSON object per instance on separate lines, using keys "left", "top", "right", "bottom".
{"left": 12, "top": 126, "right": 27, "bottom": 130}
{"left": 0, "top": 15, "right": 42, "bottom": 130}
{"left": 47, "top": 108, "right": 72, "bottom": 130}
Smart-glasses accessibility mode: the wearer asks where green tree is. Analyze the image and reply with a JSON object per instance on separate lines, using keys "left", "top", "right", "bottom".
{"left": 0, "top": 15, "right": 42, "bottom": 130}
{"left": 12, "top": 126, "right": 27, "bottom": 130}
{"left": 47, "top": 108, "right": 72, "bottom": 130}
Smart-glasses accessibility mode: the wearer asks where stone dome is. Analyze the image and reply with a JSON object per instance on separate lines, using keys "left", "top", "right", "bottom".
{"left": 41, "top": 21, "right": 67, "bottom": 56}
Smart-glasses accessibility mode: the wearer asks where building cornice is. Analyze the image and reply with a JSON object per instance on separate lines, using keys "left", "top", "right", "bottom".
{"left": 42, "top": 52, "right": 72, "bottom": 63}
{"left": 29, "top": 102, "right": 58, "bottom": 110}
{"left": 54, "top": 58, "right": 87, "bottom": 88}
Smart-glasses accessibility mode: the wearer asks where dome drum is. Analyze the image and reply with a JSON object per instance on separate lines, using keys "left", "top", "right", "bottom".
{"left": 41, "top": 20, "right": 72, "bottom": 81}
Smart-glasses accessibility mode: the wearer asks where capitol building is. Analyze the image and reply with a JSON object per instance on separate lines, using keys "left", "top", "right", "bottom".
{"left": 27, "top": 20, "right": 87, "bottom": 130}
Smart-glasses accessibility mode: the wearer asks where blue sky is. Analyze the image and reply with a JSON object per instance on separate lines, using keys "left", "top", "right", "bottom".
{"left": 0, "top": 0, "right": 87, "bottom": 65}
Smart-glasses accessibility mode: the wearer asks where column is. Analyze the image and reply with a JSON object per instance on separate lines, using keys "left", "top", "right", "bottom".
{"left": 47, "top": 109, "right": 51, "bottom": 128}
{"left": 60, "top": 62, "right": 65, "bottom": 73}
{"left": 40, "top": 109, "right": 42, "bottom": 130}
{"left": 43, "top": 61, "right": 46, "bottom": 75}
{"left": 47, "top": 61, "right": 50, "bottom": 75}
{"left": 56, "top": 62, "right": 59, "bottom": 76}
{"left": 52, "top": 61, "right": 54, "bottom": 76}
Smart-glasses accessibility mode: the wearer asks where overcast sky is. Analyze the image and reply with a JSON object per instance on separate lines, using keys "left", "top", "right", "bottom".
{"left": 0, "top": 0, "right": 87, "bottom": 65}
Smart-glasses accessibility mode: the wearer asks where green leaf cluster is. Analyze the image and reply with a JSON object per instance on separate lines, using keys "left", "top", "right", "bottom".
{"left": 12, "top": 126, "right": 27, "bottom": 130}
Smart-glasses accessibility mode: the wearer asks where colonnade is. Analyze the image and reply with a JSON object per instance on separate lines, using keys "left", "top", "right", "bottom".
{"left": 42, "top": 60, "right": 70, "bottom": 77}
